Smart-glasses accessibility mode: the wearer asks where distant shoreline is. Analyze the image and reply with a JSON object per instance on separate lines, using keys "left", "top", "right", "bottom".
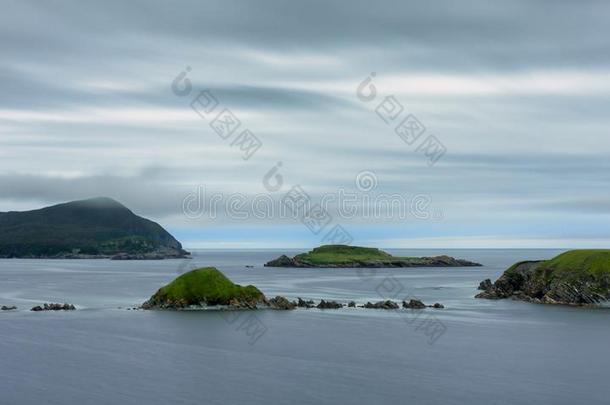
{"left": 0, "top": 252, "right": 191, "bottom": 260}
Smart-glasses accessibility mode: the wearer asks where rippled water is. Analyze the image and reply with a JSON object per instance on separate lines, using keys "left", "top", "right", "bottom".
{"left": 1, "top": 249, "right": 608, "bottom": 404}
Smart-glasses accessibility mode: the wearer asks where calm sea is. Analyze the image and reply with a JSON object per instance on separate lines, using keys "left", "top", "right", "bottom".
{"left": 1, "top": 249, "right": 608, "bottom": 405}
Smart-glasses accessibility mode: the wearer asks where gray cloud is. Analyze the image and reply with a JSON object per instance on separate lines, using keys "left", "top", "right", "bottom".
{"left": 3, "top": 0, "right": 610, "bottom": 71}
{"left": 2, "top": 0, "right": 610, "bottom": 246}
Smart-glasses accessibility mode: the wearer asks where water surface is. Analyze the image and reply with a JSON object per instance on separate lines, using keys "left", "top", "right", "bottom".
{"left": 1, "top": 249, "right": 608, "bottom": 404}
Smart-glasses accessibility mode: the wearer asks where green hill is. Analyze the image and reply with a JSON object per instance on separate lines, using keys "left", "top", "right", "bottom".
{"left": 476, "top": 250, "right": 610, "bottom": 305}
{"left": 265, "top": 245, "right": 481, "bottom": 268}
{"left": 0, "top": 197, "right": 187, "bottom": 258}
{"left": 295, "top": 245, "right": 392, "bottom": 265}
{"left": 142, "top": 267, "right": 265, "bottom": 309}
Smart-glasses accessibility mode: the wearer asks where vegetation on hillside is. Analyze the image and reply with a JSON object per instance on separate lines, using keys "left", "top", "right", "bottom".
{"left": 143, "top": 267, "right": 265, "bottom": 308}
{"left": 477, "top": 250, "right": 610, "bottom": 304}
{"left": 529, "top": 250, "right": 610, "bottom": 297}
{"left": 266, "top": 245, "right": 481, "bottom": 268}
{"left": 0, "top": 197, "right": 186, "bottom": 257}
{"left": 294, "top": 245, "right": 394, "bottom": 265}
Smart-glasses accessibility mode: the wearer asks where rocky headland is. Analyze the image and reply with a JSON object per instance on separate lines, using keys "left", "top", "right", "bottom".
{"left": 476, "top": 250, "right": 610, "bottom": 305}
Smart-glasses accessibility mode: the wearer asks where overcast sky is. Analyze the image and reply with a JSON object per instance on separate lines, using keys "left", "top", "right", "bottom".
{"left": 1, "top": 0, "right": 610, "bottom": 248}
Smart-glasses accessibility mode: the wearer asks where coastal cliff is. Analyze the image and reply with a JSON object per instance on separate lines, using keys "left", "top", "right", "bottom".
{"left": 476, "top": 250, "right": 610, "bottom": 305}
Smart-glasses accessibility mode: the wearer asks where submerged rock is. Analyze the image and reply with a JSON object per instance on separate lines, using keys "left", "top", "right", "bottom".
{"left": 1, "top": 305, "right": 17, "bottom": 311}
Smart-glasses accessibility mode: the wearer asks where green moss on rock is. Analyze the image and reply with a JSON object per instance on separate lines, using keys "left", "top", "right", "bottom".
{"left": 295, "top": 245, "right": 393, "bottom": 265}
{"left": 142, "top": 267, "right": 265, "bottom": 309}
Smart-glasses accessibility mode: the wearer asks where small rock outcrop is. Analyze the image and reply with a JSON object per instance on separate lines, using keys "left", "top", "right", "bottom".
{"left": 316, "top": 300, "right": 343, "bottom": 309}
{"left": 268, "top": 296, "right": 296, "bottom": 310}
{"left": 265, "top": 255, "right": 296, "bottom": 267}
{"left": 478, "top": 279, "right": 493, "bottom": 291}
{"left": 297, "top": 297, "right": 315, "bottom": 308}
{"left": 30, "top": 303, "right": 75, "bottom": 311}
{"left": 475, "top": 261, "right": 543, "bottom": 300}
{"left": 364, "top": 300, "right": 399, "bottom": 309}
{"left": 402, "top": 299, "right": 426, "bottom": 309}
{"left": 1, "top": 305, "right": 17, "bottom": 311}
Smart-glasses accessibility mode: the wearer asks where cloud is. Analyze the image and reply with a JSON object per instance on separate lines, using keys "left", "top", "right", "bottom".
{"left": 1, "top": 0, "right": 610, "bottom": 247}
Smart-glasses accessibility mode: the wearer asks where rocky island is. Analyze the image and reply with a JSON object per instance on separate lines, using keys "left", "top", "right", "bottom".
{"left": 476, "top": 250, "right": 610, "bottom": 305}
{"left": 31, "top": 303, "right": 76, "bottom": 311}
{"left": 141, "top": 267, "right": 445, "bottom": 311}
{"left": 142, "top": 267, "right": 267, "bottom": 309}
{"left": 265, "top": 245, "right": 482, "bottom": 268}
{"left": 0, "top": 197, "right": 189, "bottom": 259}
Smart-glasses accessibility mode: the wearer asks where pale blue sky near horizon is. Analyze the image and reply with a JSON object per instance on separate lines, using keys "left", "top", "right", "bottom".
{"left": 2, "top": 0, "right": 610, "bottom": 248}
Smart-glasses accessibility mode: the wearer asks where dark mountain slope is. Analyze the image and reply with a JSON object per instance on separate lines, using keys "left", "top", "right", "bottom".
{"left": 0, "top": 197, "right": 188, "bottom": 258}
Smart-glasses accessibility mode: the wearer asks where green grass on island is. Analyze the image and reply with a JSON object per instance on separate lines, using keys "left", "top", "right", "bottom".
{"left": 480, "top": 249, "right": 610, "bottom": 304}
{"left": 532, "top": 250, "right": 610, "bottom": 288}
{"left": 267, "top": 245, "right": 481, "bottom": 267}
{"left": 149, "top": 267, "right": 264, "bottom": 306}
{"left": 294, "top": 245, "right": 396, "bottom": 265}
